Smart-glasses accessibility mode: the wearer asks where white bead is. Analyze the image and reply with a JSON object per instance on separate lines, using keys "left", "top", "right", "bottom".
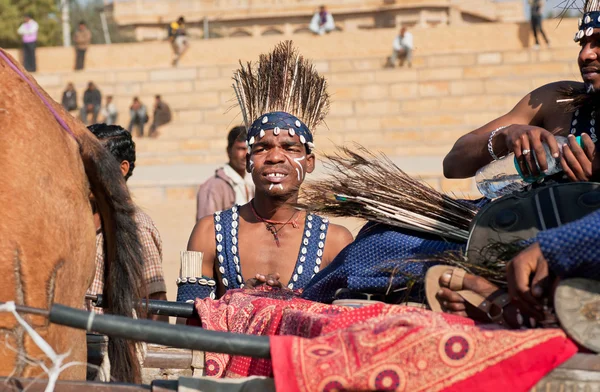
{"left": 215, "top": 210, "right": 221, "bottom": 215}
{"left": 231, "top": 229, "right": 237, "bottom": 236}
{"left": 179, "top": 277, "right": 187, "bottom": 284}
{"left": 591, "top": 127, "right": 596, "bottom": 133}
{"left": 217, "top": 244, "right": 223, "bottom": 252}
{"left": 295, "top": 120, "right": 301, "bottom": 127}
{"left": 317, "top": 249, "right": 323, "bottom": 257}
{"left": 305, "top": 230, "right": 311, "bottom": 238}
{"left": 323, "top": 218, "right": 329, "bottom": 223}
{"left": 249, "top": 136, "right": 255, "bottom": 145}
{"left": 575, "top": 32, "right": 580, "bottom": 42}
{"left": 259, "top": 129, "right": 265, "bottom": 138}
{"left": 575, "top": 110, "right": 580, "bottom": 116}
{"left": 232, "top": 213, "right": 238, "bottom": 220}
{"left": 293, "top": 274, "right": 298, "bottom": 282}
{"left": 235, "top": 264, "right": 240, "bottom": 273}
{"left": 198, "top": 279, "right": 207, "bottom": 285}
{"left": 585, "top": 15, "right": 591, "bottom": 24}
{"left": 219, "top": 266, "right": 225, "bottom": 274}
{"left": 232, "top": 237, "right": 238, "bottom": 245}
{"left": 218, "top": 254, "right": 224, "bottom": 263}
{"left": 216, "top": 234, "right": 223, "bottom": 243}
{"left": 288, "top": 283, "right": 294, "bottom": 289}
{"left": 572, "top": 119, "right": 578, "bottom": 126}
{"left": 215, "top": 215, "right": 221, "bottom": 222}
{"left": 215, "top": 224, "right": 222, "bottom": 231}
{"left": 316, "top": 258, "right": 322, "bottom": 265}
{"left": 307, "top": 222, "right": 312, "bottom": 229}
{"left": 592, "top": 119, "right": 596, "bottom": 126}
{"left": 210, "top": 292, "right": 216, "bottom": 299}
{"left": 320, "top": 224, "right": 326, "bottom": 231}
{"left": 233, "top": 256, "right": 239, "bottom": 264}
{"left": 587, "top": 27, "right": 594, "bottom": 36}
{"left": 301, "top": 247, "right": 307, "bottom": 255}
{"left": 262, "top": 116, "right": 268, "bottom": 124}
{"left": 274, "top": 127, "right": 280, "bottom": 135}
{"left": 237, "top": 275, "right": 243, "bottom": 283}
{"left": 578, "top": 30, "right": 585, "bottom": 39}
{"left": 314, "top": 266, "right": 320, "bottom": 273}
{"left": 318, "top": 241, "right": 324, "bottom": 249}
{"left": 303, "top": 238, "right": 309, "bottom": 246}
{"left": 240, "top": 283, "right": 245, "bottom": 288}
{"left": 300, "top": 256, "right": 306, "bottom": 262}
{"left": 308, "top": 215, "right": 313, "bottom": 221}
{"left": 289, "top": 129, "right": 295, "bottom": 136}
{"left": 298, "top": 265, "right": 303, "bottom": 274}
{"left": 571, "top": 128, "right": 576, "bottom": 134}
{"left": 300, "top": 135, "right": 306, "bottom": 144}
{"left": 579, "top": 18, "right": 583, "bottom": 27}
{"left": 232, "top": 245, "right": 237, "bottom": 254}
{"left": 319, "top": 233, "right": 325, "bottom": 240}
{"left": 208, "top": 279, "right": 216, "bottom": 286}
{"left": 598, "top": 15, "right": 600, "bottom": 23}
{"left": 232, "top": 221, "right": 238, "bottom": 228}
{"left": 223, "top": 278, "right": 229, "bottom": 286}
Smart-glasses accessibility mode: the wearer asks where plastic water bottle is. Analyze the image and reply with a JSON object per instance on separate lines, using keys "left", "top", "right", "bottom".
{"left": 475, "top": 136, "right": 579, "bottom": 199}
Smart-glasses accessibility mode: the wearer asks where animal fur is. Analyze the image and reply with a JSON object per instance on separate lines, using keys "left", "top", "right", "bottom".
{"left": 0, "top": 49, "right": 144, "bottom": 383}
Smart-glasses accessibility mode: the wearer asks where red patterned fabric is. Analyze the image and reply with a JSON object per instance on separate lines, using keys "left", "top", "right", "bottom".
{"left": 194, "top": 288, "right": 577, "bottom": 391}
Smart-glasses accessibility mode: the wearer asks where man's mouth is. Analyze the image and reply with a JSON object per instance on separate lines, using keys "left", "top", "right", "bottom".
{"left": 582, "top": 67, "right": 600, "bottom": 80}
{"left": 264, "top": 172, "right": 288, "bottom": 183}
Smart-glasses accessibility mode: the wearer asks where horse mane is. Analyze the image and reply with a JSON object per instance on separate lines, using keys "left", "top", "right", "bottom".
{"left": 80, "top": 133, "right": 146, "bottom": 383}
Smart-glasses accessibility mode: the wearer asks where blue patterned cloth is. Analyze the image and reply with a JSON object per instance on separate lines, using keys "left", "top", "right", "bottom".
{"left": 247, "top": 111, "right": 314, "bottom": 152}
{"left": 212, "top": 205, "right": 330, "bottom": 293}
{"left": 537, "top": 209, "right": 600, "bottom": 280}
{"left": 302, "top": 198, "right": 488, "bottom": 304}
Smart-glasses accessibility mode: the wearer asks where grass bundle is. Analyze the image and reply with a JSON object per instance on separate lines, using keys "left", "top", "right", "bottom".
{"left": 232, "top": 40, "right": 330, "bottom": 131}
{"left": 300, "top": 144, "right": 479, "bottom": 242}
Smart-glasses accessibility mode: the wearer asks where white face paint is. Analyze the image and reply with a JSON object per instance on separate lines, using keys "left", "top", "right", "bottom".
{"left": 278, "top": 184, "right": 284, "bottom": 190}
{"left": 269, "top": 183, "right": 274, "bottom": 191}
{"left": 293, "top": 156, "right": 306, "bottom": 181}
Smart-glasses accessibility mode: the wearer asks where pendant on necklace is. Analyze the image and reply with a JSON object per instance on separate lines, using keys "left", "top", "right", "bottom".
{"left": 265, "top": 223, "right": 280, "bottom": 247}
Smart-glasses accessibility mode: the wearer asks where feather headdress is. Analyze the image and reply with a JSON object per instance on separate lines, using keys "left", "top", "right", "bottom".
{"left": 232, "top": 41, "right": 329, "bottom": 151}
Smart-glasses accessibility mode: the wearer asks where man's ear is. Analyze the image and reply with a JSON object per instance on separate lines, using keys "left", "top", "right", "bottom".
{"left": 245, "top": 153, "right": 252, "bottom": 173}
{"left": 305, "top": 152, "right": 316, "bottom": 174}
{"left": 120, "top": 160, "right": 130, "bottom": 178}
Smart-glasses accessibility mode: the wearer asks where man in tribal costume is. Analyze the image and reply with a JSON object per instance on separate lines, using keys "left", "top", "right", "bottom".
{"left": 178, "top": 42, "right": 353, "bottom": 302}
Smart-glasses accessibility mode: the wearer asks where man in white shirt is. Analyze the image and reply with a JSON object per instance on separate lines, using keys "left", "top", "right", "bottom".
{"left": 100, "top": 95, "right": 118, "bottom": 125}
{"left": 17, "top": 14, "right": 39, "bottom": 72}
{"left": 309, "top": 5, "right": 335, "bottom": 35}
{"left": 388, "top": 27, "right": 413, "bottom": 68}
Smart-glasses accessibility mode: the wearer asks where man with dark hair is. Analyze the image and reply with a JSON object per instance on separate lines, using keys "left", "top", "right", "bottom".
{"left": 74, "top": 21, "right": 92, "bottom": 70}
{"left": 86, "top": 124, "right": 168, "bottom": 321}
{"left": 128, "top": 97, "right": 148, "bottom": 137}
{"left": 80, "top": 82, "right": 102, "bottom": 125}
{"left": 17, "top": 14, "right": 38, "bottom": 72}
{"left": 149, "top": 95, "right": 172, "bottom": 137}
{"left": 169, "top": 16, "right": 189, "bottom": 67}
{"left": 196, "top": 126, "right": 254, "bottom": 220}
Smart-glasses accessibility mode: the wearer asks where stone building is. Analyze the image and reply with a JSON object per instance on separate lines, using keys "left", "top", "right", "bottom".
{"left": 108, "top": 0, "right": 525, "bottom": 41}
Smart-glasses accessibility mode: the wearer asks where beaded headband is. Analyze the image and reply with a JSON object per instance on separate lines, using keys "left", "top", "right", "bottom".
{"left": 574, "top": 11, "right": 600, "bottom": 42}
{"left": 246, "top": 111, "right": 315, "bottom": 153}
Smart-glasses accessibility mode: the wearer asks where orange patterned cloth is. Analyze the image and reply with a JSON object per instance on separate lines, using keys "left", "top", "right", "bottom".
{"left": 193, "top": 288, "right": 577, "bottom": 392}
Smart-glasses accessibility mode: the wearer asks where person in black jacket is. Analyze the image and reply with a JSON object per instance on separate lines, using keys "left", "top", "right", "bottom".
{"left": 80, "top": 82, "right": 102, "bottom": 125}
{"left": 61, "top": 82, "right": 78, "bottom": 113}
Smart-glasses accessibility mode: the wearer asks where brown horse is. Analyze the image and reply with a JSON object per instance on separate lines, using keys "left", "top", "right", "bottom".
{"left": 0, "top": 49, "right": 144, "bottom": 383}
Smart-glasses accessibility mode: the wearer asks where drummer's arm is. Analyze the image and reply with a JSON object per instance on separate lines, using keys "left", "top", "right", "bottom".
{"left": 536, "top": 209, "right": 600, "bottom": 280}
{"left": 442, "top": 83, "right": 559, "bottom": 179}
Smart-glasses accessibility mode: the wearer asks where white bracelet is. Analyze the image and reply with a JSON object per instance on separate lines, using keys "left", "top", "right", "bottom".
{"left": 487, "top": 126, "right": 507, "bottom": 161}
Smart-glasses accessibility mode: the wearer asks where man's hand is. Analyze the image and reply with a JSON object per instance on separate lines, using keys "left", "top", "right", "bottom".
{"left": 506, "top": 243, "right": 550, "bottom": 318}
{"left": 244, "top": 273, "right": 283, "bottom": 289}
{"left": 560, "top": 133, "right": 598, "bottom": 182}
{"left": 498, "top": 125, "right": 560, "bottom": 177}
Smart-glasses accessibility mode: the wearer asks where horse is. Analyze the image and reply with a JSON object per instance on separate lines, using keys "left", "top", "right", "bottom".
{"left": 0, "top": 49, "right": 145, "bottom": 383}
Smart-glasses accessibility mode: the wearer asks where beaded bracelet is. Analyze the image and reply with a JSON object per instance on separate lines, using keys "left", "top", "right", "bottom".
{"left": 487, "top": 126, "right": 507, "bottom": 161}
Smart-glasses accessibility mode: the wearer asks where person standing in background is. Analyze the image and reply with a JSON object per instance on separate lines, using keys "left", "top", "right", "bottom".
{"left": 100, "top": 95, "right": 118, "bottom": 125}
{"left": 129, "top": 97, "right": 148, "bottom": 137}
{"left": 74, "top": 21, "right": 92, "bottom": 71}
{"left": 17, "top": 14, "right": 38, "bottom": 72}
{"left": 80, "top": 82, "right": 102, "bottom": 125}
{"left": 530, "top": 0, "right": 550, "bottom": 49}
{"left": 149, "top": 95, "right": 172, "bottom": 138}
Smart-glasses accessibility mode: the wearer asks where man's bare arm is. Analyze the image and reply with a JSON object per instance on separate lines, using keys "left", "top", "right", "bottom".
{"left": 443, "top": 82, "right": 567, "bottom": 179}
{"left": 187, "top": 216, "right": 217, "bottom": 279}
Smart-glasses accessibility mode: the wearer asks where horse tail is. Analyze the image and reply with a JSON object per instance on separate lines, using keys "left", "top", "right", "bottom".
{"left": 79, "top": 131, "right": 145, "bottom": 384}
